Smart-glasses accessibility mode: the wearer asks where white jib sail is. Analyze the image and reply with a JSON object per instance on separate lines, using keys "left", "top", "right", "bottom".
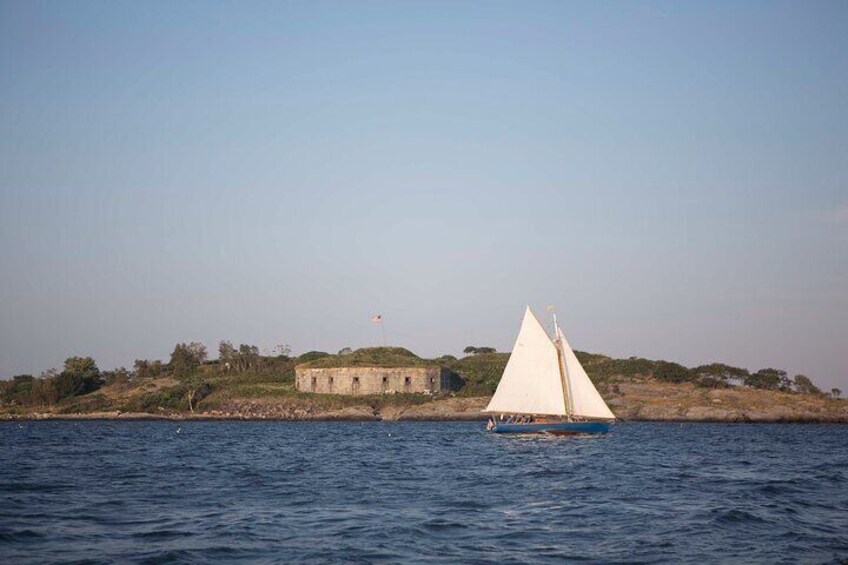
{"left": 557, "top": 325, "right": 616, "bottom": 420}
{"left": 484, "top": 307, "right": 567, "bottom": 416}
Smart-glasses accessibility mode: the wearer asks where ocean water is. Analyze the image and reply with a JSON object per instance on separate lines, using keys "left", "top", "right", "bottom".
{"left": 1, "top": 421, "right": 846, "bottom": 564}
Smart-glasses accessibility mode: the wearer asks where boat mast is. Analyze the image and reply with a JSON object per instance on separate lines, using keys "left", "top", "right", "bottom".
{"left": 552, "top": 313, "right": 574, "bottom": 419}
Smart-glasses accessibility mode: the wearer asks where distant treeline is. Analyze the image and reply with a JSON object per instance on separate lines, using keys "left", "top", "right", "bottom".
{"left": 452, "top": 347, "right": 841, "bottom": 399}
{"left": 0, "top": 340, "right": 306, "bottom": 410}
{"left": 577, "top": 354, "right": 835, "bottom": 396}
{"left": 0, "top": 341, "right": 842, "bottom": 410}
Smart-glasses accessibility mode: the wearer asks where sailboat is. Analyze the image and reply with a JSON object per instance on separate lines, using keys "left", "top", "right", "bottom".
{"left": 484, "top": 307, "right": 615, "bottom": 435}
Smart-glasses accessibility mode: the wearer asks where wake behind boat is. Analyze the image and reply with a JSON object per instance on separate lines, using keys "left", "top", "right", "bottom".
{"left": 484, "top": 307, "right": 615, "bottom": 435}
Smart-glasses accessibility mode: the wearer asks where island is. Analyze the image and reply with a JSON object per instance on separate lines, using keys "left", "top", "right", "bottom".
{"left": 1, "top": 345, "right": 845, "bottom": 423}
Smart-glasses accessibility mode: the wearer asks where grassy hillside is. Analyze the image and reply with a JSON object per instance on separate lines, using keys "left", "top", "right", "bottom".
{"left": 443, "top": 353, "right": 510, "bottom": 396}
{"left": 298, "top": 347, "right": 432, "bottom": 369}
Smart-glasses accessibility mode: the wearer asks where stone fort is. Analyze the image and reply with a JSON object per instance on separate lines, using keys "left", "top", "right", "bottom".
{"left": 295, "top": 366, "right": 454, "bottom": 396}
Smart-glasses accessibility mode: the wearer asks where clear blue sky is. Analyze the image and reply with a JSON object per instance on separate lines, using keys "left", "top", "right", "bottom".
{"left": 1, "top": 1, "right": 846, "bottom": 389}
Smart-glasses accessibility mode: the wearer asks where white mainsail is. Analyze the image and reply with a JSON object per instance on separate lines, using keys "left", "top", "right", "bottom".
{"left": 483, "top": 307, "right": 567, "bottom": 416}
{"left": 484, "top": 306, "right": 615, "bottom": 420}
{"left": 556, "top": 326, "right": 616, "bottom": 420}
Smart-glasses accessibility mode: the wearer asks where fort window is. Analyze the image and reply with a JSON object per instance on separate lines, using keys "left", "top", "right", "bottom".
{"left": 381, "top": 376, "right": 388, "bottom": 393}
{"left": 328, "top": 376, "right": 334, "bottom": 391}
{"left": 352, "top": 376, "right": 360, "bottom": 393}
{"left": 311, "top": 377, "right": 316, "bottom": 392}
{"left": 404, "top": 376, "right": 411, "bottom": 389}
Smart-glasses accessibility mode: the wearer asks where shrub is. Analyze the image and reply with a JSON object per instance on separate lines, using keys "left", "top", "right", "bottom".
{"left": 54, "top": 357, "right": 101, "bottom": 399}
{"left": 652, "top": 361, "right": 692, "bottom": 384}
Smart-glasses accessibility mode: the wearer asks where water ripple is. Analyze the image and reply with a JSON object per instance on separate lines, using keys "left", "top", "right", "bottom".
{"left": 1, "top": 421, "right": 847, "bottom": 563}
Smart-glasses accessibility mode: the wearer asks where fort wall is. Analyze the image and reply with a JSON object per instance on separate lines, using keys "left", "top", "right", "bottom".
{"left": 294, "top": 366, "right": 452, "bottom": 395}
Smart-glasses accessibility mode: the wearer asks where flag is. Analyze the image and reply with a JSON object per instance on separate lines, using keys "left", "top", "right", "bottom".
{"left": 370, "top": 314, "right": 382, "bottom": 323}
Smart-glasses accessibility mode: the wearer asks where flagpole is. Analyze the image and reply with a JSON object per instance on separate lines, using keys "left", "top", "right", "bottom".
{"left": 371, "top": 314, "right": 387, "bottom": 347}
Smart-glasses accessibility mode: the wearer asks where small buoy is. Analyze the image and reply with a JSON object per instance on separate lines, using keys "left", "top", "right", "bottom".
{"left": 176, "top": 427, "right": 181, "bottom": 434}
{"left": 388, "top": 433, "right": 392, "bottom": 437}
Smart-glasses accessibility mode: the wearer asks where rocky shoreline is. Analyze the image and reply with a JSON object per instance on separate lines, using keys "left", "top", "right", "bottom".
{"left": 4, "top": 392, "right": 847, "bottom": 423}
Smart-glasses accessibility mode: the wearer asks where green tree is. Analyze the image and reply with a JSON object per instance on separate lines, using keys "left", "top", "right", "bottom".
{"left": 745, "top": 368, "right": 787, "bottom": 391}
{"left": 187, "top": 342, "right": 208, "bottom": 364}
{"left": 793, "top": 374, "right": 821, "bottom": 395}
{"left": 134, "top": 359, "right": 165, "bottom": 379}
{"left": 692, "top": 363, "right": 749, "bottom": 388}
{"left": 54, "top": 356, "right": 101, "bottom": 399}
{"left": 170, "top": 342, "right": 206, "bottom": 378}
{"left": 463, "top": 346, "right": 496, "bottom": 355}
{"left": 11, "top": 375, "right": 35, "bottom": 396}
{"left": 235, "top": 344, "right": 261, "bottom": 372}
{"left": 218, "top": 341, "right": 262, "bottom": 373}
{"left": 218, "top": 341, "right": 235, "bottom": 372}
{"left": 1, "top": 375, "right": 39, "bottom": 406}
{"left": 652, "top": 361, "right": 691, "bottom": 384}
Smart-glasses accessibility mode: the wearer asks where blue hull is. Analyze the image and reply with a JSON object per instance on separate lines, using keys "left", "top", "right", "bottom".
{"left": 491, "top": 421, "right": 613, "bottom": 435}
